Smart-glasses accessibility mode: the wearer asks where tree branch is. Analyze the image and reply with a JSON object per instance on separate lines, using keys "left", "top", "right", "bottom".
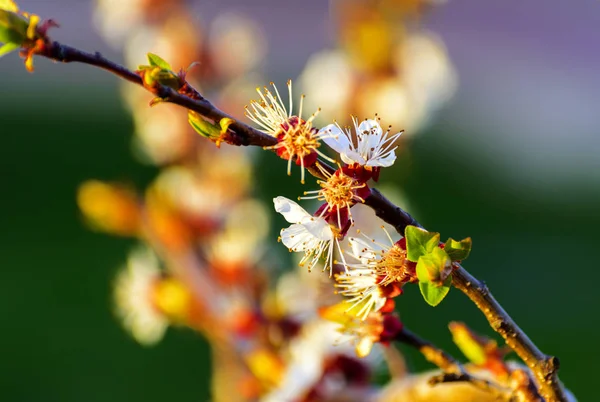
{"left": 31, "top": 40, "right": 568, "bottom": 401}
{"left": 362, "top": 186, "right": 566, "bottom": 401}
{"left": 42, "top": 41, "right": 277, "bottom": 148}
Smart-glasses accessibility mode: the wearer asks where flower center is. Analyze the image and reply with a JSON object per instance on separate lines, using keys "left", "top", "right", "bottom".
{"left": 319, "top": 171, "right": 365, "bottom": 210}
{"left": 276, "top": 116, "right": 320, "bottom": 159}
{"left": 376, "top": 245, "right": 408, "bottom": 286}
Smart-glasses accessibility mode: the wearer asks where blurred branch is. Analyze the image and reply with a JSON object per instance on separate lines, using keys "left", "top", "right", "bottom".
{"left": 32, "top": 40, "right": 567, "bottom": 402}
{"left": 395, "top": 327, "right": 511, "bottom": 400}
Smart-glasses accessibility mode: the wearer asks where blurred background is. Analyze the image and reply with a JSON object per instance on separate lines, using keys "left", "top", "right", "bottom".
{"left": 1, "top": 0, "right": 598, "bottom": 401}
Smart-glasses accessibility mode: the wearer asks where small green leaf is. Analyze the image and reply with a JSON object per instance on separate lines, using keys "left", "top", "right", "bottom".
{"left": 0, "top": 40, "right": 18, "bottom": 57}
{"left": 444, "top": 237, "right": 472, "bottom": 261}
{"left": 155, "top": 70, "right": 181, "bottom": 90}
{"left": 188, "top": 112, "right": 221, "bottom": 140}
{"left": 0, "top": 9, "right": 28, "bottom": 44}
{"left": 147, "top": 53, "right": 172, "bottom": 71}
{"left": 416, "top": 247, "right": 451, "bottom": 284}
{"left": 419, "top": 274, "right": 451, "bottom": 307}
{"left": 405, "top": 225, "right": 440, "bottom": 262}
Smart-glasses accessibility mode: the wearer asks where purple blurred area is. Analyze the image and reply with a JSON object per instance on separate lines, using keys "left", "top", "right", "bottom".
{"left": 4, "top": 0, "right": 599, "bottom": 203}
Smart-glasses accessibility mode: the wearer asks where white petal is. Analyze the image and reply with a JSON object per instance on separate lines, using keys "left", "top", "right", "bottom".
{"left": 355, "top": 336, "right": 375, "bottom": 358}
{"left": 281, "top": 224, "right": 321, "bottom": 251}
{"left": 340, "top": 150, "right": 366, "bottom": 165}
{"left": 300, "top": 216, "right": 334, "bottom": 241}
{"left": 273, "top": 196, "right": 311, "bottom": 224}
{"left": 366, "top": 151, "right": 397, "bottom": 167}
{"left": 358, "top": 119, "right": 383, "bottom": 136}
{"left": 320, "top": 124, "right": 351, "bottom": 155}
{"left": 349, "top": 237, "right": 382, "bottom": 265}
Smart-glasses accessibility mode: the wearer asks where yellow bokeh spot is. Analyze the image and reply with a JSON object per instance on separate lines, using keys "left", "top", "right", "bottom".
{"left": 77, "top": 180, "right": 140, "bottom": 236}
{"left": 319, "top": 300, "right": 362, "bottom": 325}
{"left": 355, "top": 336, "right": 374, "bottom": 359}
{"left": 246, "top": 349, "right": 283, "bottom": 388}
{"left": 152, "top": 278, "right": 192, "bottom": 322}
{"left": 0, "top": 0, "right": 19, "bottom": 12}
{"left": 449, "top": 322, "right": 487, "bottom": 365}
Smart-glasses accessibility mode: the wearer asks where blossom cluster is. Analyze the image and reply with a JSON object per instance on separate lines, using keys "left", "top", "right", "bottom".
{"left": 243, "top": 81, "right": 414, "bottom": 357}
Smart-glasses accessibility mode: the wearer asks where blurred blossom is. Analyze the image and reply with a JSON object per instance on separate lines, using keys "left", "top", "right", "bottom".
{"left": 300, "top": 0, "right": 456, "bottom": 134}
{"left": 94, "top": 0, "right": 184, "bottom": 46}
{"left": 298, "top": 50, "right": 354, "bottom": 123}
{"left": 130, "top": 102, "right": 196, "bottom": 164}
{"left": 124, "top": 11, "right": 202, "bottom": 73}
{"left": 208, "top": 12, "right": 267, "bottom": 80}
{"left": 77, "top": 180, "right": 140, "bottom": 236}
{"left": 206, "top": 200, "right": 270, "bottom": 283}
{"left": 113, "top": 246, "right": 168, "bottom": 346}
{"left": 261, "top": 319, "right": 373, "bottom": 401}
{"left": 148, "top": 166, "right": 225, "bottom": 230}
{"left": 95, "top": 0, "right": 267, "bottom": 165}
{"left": 274, "top": 265, "right": 339, "bottom": 321}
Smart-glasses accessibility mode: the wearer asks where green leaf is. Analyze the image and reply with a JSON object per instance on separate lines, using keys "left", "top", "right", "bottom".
{"left": 416, "top": 247, "right": 451, "bottom": 283}
{"left": 147, "top": 53, "right": 172, "bottom": 71}
{"left": 0, "top": 40, "right": 18, "bottom": 57}
{"left": 419, "top": 274, "right": 452, "bottom": 307}
{"left": 444, "top": 237, "right": 472, "bottom": 261}
{"left": 0, "top": 9, "right": 28, "bottom": 44}
{"left": 405, "top": 225, "right": 440, "bottom": 262}
{"left": 188, "top": 112, "right": 221, "bottom": 140}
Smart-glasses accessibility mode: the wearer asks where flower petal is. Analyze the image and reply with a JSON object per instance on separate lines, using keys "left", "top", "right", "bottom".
{"left": 358, "top": 119, "right": 383, "bottom": 137}
{"left": 366, "top": 150, "right": 396, "bottom": 167}
{"left": 340, "top": 150, "right": 366, "bottom": 166}
{"left": 274, "top": 196, "right": 311, "bottom": 224}
{"left": 300, "top": 216, "right": 334, "bottom": 241}
{"left": 349, "top": 237, "right": 384, "bottom": 265}
{"left": 319, "top": 124, "right": 351, "bottom": 155}
{"left": 281, "top": 223, "right": 321, "bottom": 251}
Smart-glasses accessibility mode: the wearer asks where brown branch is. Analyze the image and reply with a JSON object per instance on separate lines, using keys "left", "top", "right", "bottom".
{"left": 452, "top": 267, "right": 563, "bottom": 401}
{"left": 31, "top": 40, "right": 568, "bottom": 401}
{"left": 362, "top": 188, "right": 567, "bottom": 401}
{"left": 41, "top": 41, "right": 277, "bottom": 148}
{"left": 395, "top": 327, "right": 511, "bottom": 400}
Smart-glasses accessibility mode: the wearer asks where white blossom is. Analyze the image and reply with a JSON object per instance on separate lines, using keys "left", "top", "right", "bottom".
{"left": 320, "top": 117, "right": 402, "bottom": 167}
{"left": 114, "top": 246, "right": 168, "bottom": 346}
{"left": 274, "top": 196, "right": 342, "bottom": 275}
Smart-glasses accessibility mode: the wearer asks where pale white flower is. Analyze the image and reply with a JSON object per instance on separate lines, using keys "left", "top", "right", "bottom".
{"left": 246, "top": 81, "right": 336, "bottom": 183}
{"left": 114, "top": 247, "right": 168, "bottom": 346}
{"left": 245, "top": 80, "right": 314, "bottom": 136}
{"left": 274, "top": 196, "right": 343, "bottom": 275}
{"left": 320, "top": 117, "right": 402, "bottom": 167}
{"left": 206, "top": 199, "right": 269, "bottom": 268}
{"left": 336, "top": 267, "right": 387, "bottom": 321}
{"left": 336, "top": 232, "right": 410, "bottom": 321}
{"left": 262, "top": 319, "right": 371, "bottom": 402}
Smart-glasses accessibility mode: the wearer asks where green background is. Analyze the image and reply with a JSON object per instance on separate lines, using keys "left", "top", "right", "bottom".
{"left": 1, "top": 59, "right": 597, "bottom": 401}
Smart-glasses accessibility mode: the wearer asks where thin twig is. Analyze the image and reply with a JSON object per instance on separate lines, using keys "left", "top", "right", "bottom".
{"left": 31, "top": 40, "right": 568, "bottom": 401}
{"left": 395, "top": 327, "right": 511, "bottom": 400}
